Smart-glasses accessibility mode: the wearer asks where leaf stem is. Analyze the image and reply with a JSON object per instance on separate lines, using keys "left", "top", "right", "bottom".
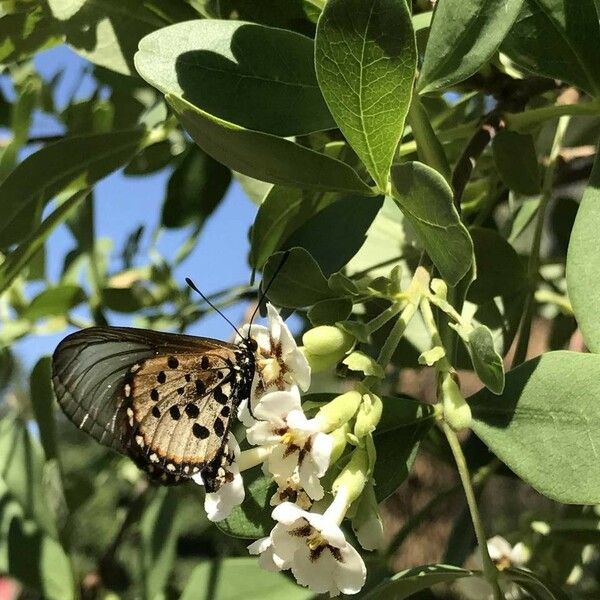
{"left": 366, "top": 302, "right": 404, "bottom": 334}
{"left": 443, "top": 423, "right": 503, "bottom": 600}
{"left": 504, "top": 99, "right": 600, "bottom": 132}
{"left": 512, "top": 115, "right": 570, "bottom": 367}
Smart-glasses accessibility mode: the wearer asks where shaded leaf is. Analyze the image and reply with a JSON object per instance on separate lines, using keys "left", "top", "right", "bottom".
{"left": 504, "top": 567, "right": 570, "bottom": 600}
{"left": 316, "top": 0, "right": 416, "bottom": 190}
{"left": 29, "top": 357, "right": 58, "bottom": 462}
{"left": 136, "top": 19, "right": 334, "bottom": 136}
{"left": 23, "top": 285, "right": 85, "bottom": 320}
{"left": 464, "top": 326, "right": 505, "bottom": 394}
{"left": 167, "top": 94, "right": 373, "bottom": 195}
{"left": 493, "top": 130, "right": 541, "bottom": 196}
{"left": 418, "top": 0, "right": 524, "bottom": 93}
{"left": 390, "top": 161, "right": 473, "bottom": 286}
{"left": 307, "top": 298, "right": 353, "bottom": 325}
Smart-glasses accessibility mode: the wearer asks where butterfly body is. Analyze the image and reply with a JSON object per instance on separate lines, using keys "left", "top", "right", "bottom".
{"left": 52, "top": 326, "right": 256, "bottom": 491}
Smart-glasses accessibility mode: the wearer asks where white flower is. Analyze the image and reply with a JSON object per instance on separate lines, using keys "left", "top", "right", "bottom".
{"left": 270, "top": 472, "right": 313, "bottom": 510}
{"left": 192, "top": 435, "right": 244, "bottom": 522}
{"left": 238, "top": 303, "right": 311, "bottom": 405}
{"left": 250, "top": 492, "right": 366, "bottom": 597}
{"left": 246, "top": 389, "right": 332, "bottom": 500}
{"left": 487, "top": 535, "right": 529, "bottom": 569}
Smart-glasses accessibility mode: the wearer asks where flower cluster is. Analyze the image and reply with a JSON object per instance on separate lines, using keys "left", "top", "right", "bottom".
{"left": 195, "top": 304, "right": 381, "bottom": 596}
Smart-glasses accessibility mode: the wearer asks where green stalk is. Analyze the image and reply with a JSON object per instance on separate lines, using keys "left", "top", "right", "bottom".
{"left": 512, "top": 115, "right": 570, "bottom": 367}
{"left": 504, "top": 100, "right": 600, "bottom": 132}
{"left": 443, "top": 423, "right": 503, "bottom": 600}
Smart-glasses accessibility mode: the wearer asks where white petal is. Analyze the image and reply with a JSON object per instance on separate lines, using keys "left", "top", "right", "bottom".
{"left": 487, "top": 536, "right": 512, "bottom": 562}
{"left": 291, "top": 547, "right": 339, "bottom": 596}
{"left": 272, "top": 501, "right": 307, "bottom": 526}
{"left": 267, "top": 444, "right": 299, "bottom": 480}
{"left": 270, "top": 522, "right": 303, "bottom": 565}
{"left": 510, "top": 542, "right": 530, "bottom": 566}
{"left": 247, "top": 420, "right": 280, "bottom": 446}
{"left": 238, "top": 399, "right": 256, "bottom": 428}
{"left": 266, "top": 303, "right": 284, "bottom": 343}
{"left": 237, "top": 324, "right": 270, "bottom": 352}
{"left": 255, "top": 389, "right": 302, "bottom": 421}
{"left": 298, "top": 470, "right": 325, "bottom": 501}
{"left": 304, "top": 513, "right": 346, "bottom": 549}
{"left": 248, "top": 537, "right": 282, "bottom": 572}
{"left": 309, "top": 432, "right": 333, "bottom": 476}
{"left": 248, "top": 537, "right": 272, "bottom": 555}
{"left": 204, "top": 464, "right": 245, "bottom": 522}
{"left": 285, "top": 348, "right": 312, "bottom": 391}
{"left": 334, "top": 543, "right": 367, "bottom": 595}
{"left": 354, "top": 513, "right": 384, "bottom": 551}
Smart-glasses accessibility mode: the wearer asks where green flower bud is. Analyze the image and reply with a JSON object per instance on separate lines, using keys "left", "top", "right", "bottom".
{"left": 430, "top": 277, "right": 447, "bottom": 299}
{"left": 354, "top": 393, "right": 383, "bottom": 439}
{"left": 302, "top": 325, "right": 354, "bottom": 357}
{"left": 329, "top": 422, "right": 351, "bottom": 465}
{"left": 316, "top": 390, "right": 363, "bottom": 433}
{"left": 351, "top": 480, "right": 384, "bottom": 551}
{"left": 441, "top": 372, "right": 472, "bottom": 431}
{"left": 300, "top": 347, "right": 341, "bottom": 373}
{"left": 332, "top": 445, "right": 369, "bottom": 505}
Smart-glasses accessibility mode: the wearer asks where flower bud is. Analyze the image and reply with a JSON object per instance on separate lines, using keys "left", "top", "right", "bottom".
{"left": 302, "top": 326, "right": 354, "bottom": 357}
{"left": 316, "top": 390, "right": 362, "bottom": 433}
{"left": 300, "top": 347, "right": 341, "bottom": 373}
{"left": 430, "top": 277, "right": 447, "bottom": 299}
{"left": 332, "top": 446, "right": 369, "bottom": 506}
{"left": 441, "top": 372, "right": 472, "bottom": 431}
{"left": 354, "top": 393, "right": 383, "bottom": 439}
{"left": 329, "top": 422, "right": 351, "bottom": 465}
{"left": 351, "top": 481, "right": 384, "bottom": 551}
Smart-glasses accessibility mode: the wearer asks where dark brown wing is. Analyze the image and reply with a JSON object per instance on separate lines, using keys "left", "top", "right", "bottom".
{"left": 51, "top": 326, "right": 239, "bottom": 454}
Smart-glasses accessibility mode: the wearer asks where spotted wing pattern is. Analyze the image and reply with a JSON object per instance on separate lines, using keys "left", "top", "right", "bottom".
{"left": 52, "top": 327, "right": 255, "bottom": 490}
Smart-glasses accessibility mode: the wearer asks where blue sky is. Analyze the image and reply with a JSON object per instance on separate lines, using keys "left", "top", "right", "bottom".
{"left": 6, "top": 45, "right": 259, "bottom": 369}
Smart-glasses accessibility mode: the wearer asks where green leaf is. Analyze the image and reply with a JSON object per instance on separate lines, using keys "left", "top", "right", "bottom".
{"left": 0, "top": 130, "right": 145, "bottom": 248}
{"left": 161, "top": 146, "right": 231, "bottom": 230}
{"left": 29, "top": 357, "right": 58, "bottom": 462}
{"left": 140, "top": 487, "right": 180, "bottom": 597}
{"left": 502, "top": 0, "right": 600, "bottom": 97}
{"left": 390, "top": 162, "right": 473, "bottom": 286}
{"left": 52, "top": 0, "right": 198, "bottom": 76}
{"left": 469, "top": 351, "right": 600, "bottom": 504}
{"left": 181, "top": 557, "right": 313, "bottom": 600}
{"left": 123, "top": 140, "right": 173, "bottom": 176}
{"left": 0, "top": 8, "right": 62, "bottom": 65}
{"left": 218, "top": 470, "right": 275, "bottom": 539}
{"left": 315, "top": 0, "right": 416, "bottom": 190}
{"left": 23, "top": 285, "right": 85, "bottom": 320}
{"left": 567, "top": 144, "right": 600, "bottom": 352}
{"left": 504, "top": 567, "right": 570, "bottom": 600}
{"left": 307, "top": 298, "right": 352, "bottom": 325}
{"left": 362, "top": 564, "right": 474, "bottom": 599}
{"left": 464, "top": 326, "right": 505, "bottom": 394}
{"left": 5, "top": 516, "right": 74, "bottom": 600}
{"left": 136, "top": 19, "right": 334, "bottom": 136}
{"left": 167, "top": 94, "right": 373, "bottom": 194}
{"left": 0, "top": 190, "right": 89, "bottom": 295}
{"left": 418, "top": 0, "right": 524, "bottom": 93}
{"left": 261, "top": 248, "right": 337, "bottom": 308}
{"left": 373, "top": 396, "right": 435, "bottom": 500}
{"left": 493, "top": 130, "right": 541, "bottom": 196}
{"left": 0, "top": 417, "right": 58, "bottom": 538}
{"left": 251, "top": 186, "right": 340, "bottom": 269}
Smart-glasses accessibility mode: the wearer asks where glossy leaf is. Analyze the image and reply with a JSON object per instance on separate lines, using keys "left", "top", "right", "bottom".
{"left": 316, "top": 0, "right": 416, "bottom": 190}
{"left": 504, "top": 567, "right": 570, "bottom": 600}
{"left": 493, "top": 130, "right": 541, "bottom": 196}
{"left": 390, "top": 161, "right": 473, "bottom": 286}
{"left": 465, "top": 325, "right": 505, "bottom": 394}
{"left": 502, "top": 0, "right": 600, "bottom": 97}
{"left": 161, "top": 146, "right": 231, "bottom": 230}
{"left": 136, "top": 20, "right": 334, "bottom": 136}
{"left": 418, "top": 0, "right": 524, "bottom": 93}
{"left": 363, "top": 564, "right": 474, "bottom": 599}
{"left": 261, "top": 248, "right": 337, "bottom": 308}
{"left": 167, "top": 94, "right": 373, "bottom": 195}
{"left": 23, "top": 285, "right": 85, "bottom": 320}
{"left": 181, "top": 557, "right": 312, "bottom": 600}
{"left": 567, "top": 144, "right": 600, "bottom": 352}
{"left": 307, "top": 298, "right": 353, "bottom": 325}
{"left": 469, "top": 351, "right": 600, "bottom": 504}
{"left": 0, "top": 130, "right": 145, "bottom": 248}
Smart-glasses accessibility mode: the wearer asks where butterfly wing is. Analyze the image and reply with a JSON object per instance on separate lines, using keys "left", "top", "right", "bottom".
{"left": 52, "top": 327, "right": 248, "bottom": 485}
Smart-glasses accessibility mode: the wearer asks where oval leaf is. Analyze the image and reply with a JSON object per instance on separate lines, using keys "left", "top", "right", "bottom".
{"left": 418, "top": 0, "right": 524, "bottom": 93}
{"left": 136, "top": 20, "right": 334, "bottom": 136}
{"left": 315, "top": 0, "right": 416, "bottom": 190}
{"left": 166, "top": 94, "right": 373, "bottom": 195}
{"left": 465, "top": 325, "right": 505, "bottom": 394}
{"left": 469, "top": 351, "right": 600, "bottom": 504}
{"left": 567, "top": 144, "right": 600, "bottom": 352}
{"left": 390, "top": 162, "right": 473, "bottom": 286}
{"left": 493, "top": 130, "right": 541, "bottom": 196}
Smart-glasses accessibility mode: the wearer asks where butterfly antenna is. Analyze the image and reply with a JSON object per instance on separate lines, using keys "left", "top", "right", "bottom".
{"left": 247, "top": 250, "right": 291, "bottom": 334}
{"left": 185, "top": 278, "right": 244, "bottom": 339}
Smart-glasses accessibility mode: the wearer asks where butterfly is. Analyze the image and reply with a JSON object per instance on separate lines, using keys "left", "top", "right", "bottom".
{"left": 52, "top": 325, "right": 257, "bottom": 491}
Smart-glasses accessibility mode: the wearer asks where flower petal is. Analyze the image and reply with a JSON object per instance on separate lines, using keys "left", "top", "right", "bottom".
{"left": 248, "top": 537, "right": 282, "bottom": 572}
{"left": 309, "top": 432, "right": 333, "bottom": 476}
{"left": 254, "top": 388, "right": 302, "bottom": 421}
{"left": 203, "top": 463, "right": 245, "bottom": 522}
{"left": 291, "top": 548, "right": 340, "bottom": 596}
{"left": 334, "top": 543, "right": 367, "bottom": 595}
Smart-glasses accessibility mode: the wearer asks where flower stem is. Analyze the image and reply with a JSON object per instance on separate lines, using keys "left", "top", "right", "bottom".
{"left": 366, "top": 302, "right": 404, "bottom": 334}
{"left": 512, "top": 115, "right": 570, "bottom": 367}
{"left": 238, "top": 446, "right": 272, "bottom": 471}
{"left": 375, "top": 301, "right": 418, "bottom": 370}
{"left": 443, "top": 423, "right": 503, "bottom": 600}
